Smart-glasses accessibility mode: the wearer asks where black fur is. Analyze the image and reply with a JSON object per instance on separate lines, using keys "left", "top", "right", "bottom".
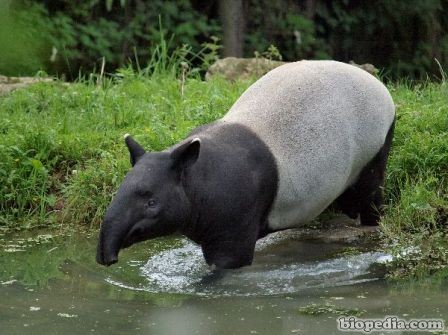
{"left": 97, "top": 122, "right": 278, "bottom": 269}
{"left": 179, "top": 123, "right": 279, "bottom": 268}
{"left": 334, "top": 119, "right": 395, "bottom": 225}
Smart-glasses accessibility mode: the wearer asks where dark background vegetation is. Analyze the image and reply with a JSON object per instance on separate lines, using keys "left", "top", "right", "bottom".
{"left": 1, "top": 0, "right": 448, "bottom": 79}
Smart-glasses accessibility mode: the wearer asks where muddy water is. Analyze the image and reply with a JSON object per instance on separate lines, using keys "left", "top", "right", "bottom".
{"left": 0, "top": 230, "right": 446, "bottom": 335}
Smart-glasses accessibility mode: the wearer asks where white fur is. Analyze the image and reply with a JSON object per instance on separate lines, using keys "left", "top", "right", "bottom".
{"left": 222, "top": 60, "right": 395, "bottom": 230}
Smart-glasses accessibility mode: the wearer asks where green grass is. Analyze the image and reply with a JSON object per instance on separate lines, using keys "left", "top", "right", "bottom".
{"left": 0, "top": 62, "right": 447, "bottom": 278}
{"left": 380, "top": 82, "right": 448, "bottom": 278}
{"left": 0, "top": 70, "right": 249, "bottom": 229}
{"left": 298, "top": 302, "right": 366, "bottom": 317}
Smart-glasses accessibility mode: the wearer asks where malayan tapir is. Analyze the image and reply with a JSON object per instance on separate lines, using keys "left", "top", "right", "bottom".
{"left": 96, "top": 60, "right": 395, "bottom": 269}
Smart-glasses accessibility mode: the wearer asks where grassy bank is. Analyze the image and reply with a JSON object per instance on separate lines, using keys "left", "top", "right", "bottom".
{"left": 380, "top": 82, "right": 448, "bottom": 278}
{"left": 0, "top": 70, "right": 248, "bottom": 229}
{"left": 0, "top": 68, "right": 447, "bottom": 278}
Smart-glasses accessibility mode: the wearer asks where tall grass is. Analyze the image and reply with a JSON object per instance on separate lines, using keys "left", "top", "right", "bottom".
{"left": 380, "top": 81, "right": 448, "bottom": 277}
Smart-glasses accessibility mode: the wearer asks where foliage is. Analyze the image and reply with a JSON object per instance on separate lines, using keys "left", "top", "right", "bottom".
{"left": 298, "top": 303, "right": 366, "bottom": 316}
{"left": 0, "top": 0, "right": 221, "bottom": 77}
{"left": 0, "top": 1, "right": 52, "bottom": 76}
{"left": 2, "top": 0, "right": 448, "bottom": 79}
{"left": 245, "top": 0, "right": 330, "bottom": 61}
{"left": 254, "top": 45, "right": 284, "bottom": 61}
{"left": 380, "top": 81, "right": 448, "bottom": 278}
{"left": 320, "top": 0, "right": 448, "bottom": 79}
{"left": 243, "top": 0, "right": 448, "bottom": 78}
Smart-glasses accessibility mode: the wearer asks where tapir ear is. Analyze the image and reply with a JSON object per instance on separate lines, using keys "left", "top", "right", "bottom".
{"left": 170, "top": 138, "right": 201, "bottom": 170}
{"left": 124, "top": 134, "right": 145, "bottom": 166}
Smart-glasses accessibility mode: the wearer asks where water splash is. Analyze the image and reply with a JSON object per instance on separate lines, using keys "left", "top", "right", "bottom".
{"left": 110, "top": 232, "right": 391, "bottom": 297}
{"left": 140, "top": 242, "right": 209, "bottom": 292}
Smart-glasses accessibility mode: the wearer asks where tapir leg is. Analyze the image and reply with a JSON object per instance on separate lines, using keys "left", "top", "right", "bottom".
{"left": 335, "top": 119, "right": 395, "bottom": 226}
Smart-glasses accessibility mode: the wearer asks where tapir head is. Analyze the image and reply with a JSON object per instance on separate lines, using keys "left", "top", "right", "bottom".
{"left": 96, "top": 135, "right": 200, "bottom": 266}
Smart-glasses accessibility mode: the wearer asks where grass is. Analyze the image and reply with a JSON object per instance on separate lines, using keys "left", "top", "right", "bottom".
{"left": 0, "top": 57, "right": 447, "bottom": 278}
{"left": 298, "top": 303, "right": 366, "bottom": 317}
{"left": 380, "top": 81, "right": 448, "bottom": 278}
{"left": 0, "top": 68, "right": 249, "bottom": 230}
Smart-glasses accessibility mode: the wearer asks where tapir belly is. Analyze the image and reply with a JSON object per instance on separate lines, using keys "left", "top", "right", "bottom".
{"left": 264, "top": 117, "right": 370, "bottom": 230}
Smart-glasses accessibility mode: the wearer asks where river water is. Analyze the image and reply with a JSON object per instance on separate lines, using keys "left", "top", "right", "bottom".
{"left": 0, "top": 230, "right": 446, "bottom": 335}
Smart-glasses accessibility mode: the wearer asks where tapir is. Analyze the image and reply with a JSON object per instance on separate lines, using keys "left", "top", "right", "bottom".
{"left": 96, "top": 60, "right": 395, "bottom": 269}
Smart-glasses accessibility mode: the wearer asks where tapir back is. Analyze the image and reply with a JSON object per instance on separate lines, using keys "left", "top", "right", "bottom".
{"left": 222, "top": 60, "right": 395, "bottom": 230}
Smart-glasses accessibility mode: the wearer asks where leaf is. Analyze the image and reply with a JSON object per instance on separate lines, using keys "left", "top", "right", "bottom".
{"left": 30, "top": 159, "right": 44, "bottom": 171}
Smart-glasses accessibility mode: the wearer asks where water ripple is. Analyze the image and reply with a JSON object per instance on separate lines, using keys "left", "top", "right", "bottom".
{"left": 128, "top": 234, "right": 390, "bottom": 297}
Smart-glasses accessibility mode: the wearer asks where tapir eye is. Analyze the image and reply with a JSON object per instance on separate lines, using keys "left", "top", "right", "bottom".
{"left": 147, "top": 198, "right": 157, "bottom": 208}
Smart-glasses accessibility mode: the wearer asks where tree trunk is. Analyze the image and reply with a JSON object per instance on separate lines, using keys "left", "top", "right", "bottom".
{"left": 219, "top": 0, "right": 245, "bottom": 57}
{"left": 305, "top": 0, "right": 318, "bottom": 19}
{"left": 121, "top": 0, "right": 133, "bottom": 64}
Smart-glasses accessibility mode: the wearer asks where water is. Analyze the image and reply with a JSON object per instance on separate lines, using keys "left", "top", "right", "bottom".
{"left": 135, "top": 238, "right": 389, "bottom": 296}
{"left": 0, "top": 229, "right": 446, "bottom": 335}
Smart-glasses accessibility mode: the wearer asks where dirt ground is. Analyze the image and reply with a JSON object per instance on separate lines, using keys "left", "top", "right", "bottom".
{"left": 0, "top": 75, "right": 53, "bottom": 95}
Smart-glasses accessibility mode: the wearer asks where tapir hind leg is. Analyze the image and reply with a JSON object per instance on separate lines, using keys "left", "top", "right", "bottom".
{"left": 334, "top": 119, "right": 395, "bottom": 226}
